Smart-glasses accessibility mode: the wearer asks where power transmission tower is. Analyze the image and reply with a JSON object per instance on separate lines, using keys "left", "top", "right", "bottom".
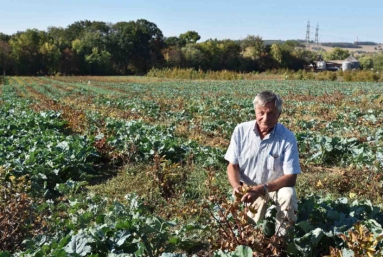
{"left": 315, "top": 23, "right": 319, "bottom": 46}
{"left": 306, "top": 21, "right": 310, "bottom": 48}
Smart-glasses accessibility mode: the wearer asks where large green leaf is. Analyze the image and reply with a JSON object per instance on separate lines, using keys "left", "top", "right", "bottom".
{"left": 64, "top": 233, "right": 92, "bottom": 256}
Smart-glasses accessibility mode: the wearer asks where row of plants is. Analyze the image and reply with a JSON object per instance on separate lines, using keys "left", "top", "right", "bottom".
{"left": 146, "top": 67, "right": 383, "bottom": 82}
{"left": 0, "top": 85, "right": 100, "bottom": 196}
{"left": 7, "top": 78, "right": 383, "bottom": 170}
{"left": 289, "top": 70, "right": 383, "bottom": 82}
{"left": 17, "top": 79, "right": 383, "bottom": 169}
{"left": 2, "top": 176, "right": 382, "bottom": 256}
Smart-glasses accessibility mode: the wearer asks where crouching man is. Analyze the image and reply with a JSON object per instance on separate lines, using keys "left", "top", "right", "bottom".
{"left": 224, "top": 90, "right": 301, "bottom": 236}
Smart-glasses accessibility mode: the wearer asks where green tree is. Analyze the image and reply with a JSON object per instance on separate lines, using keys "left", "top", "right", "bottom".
{"left": 0, "top": 40, "right": 12, "bottom": 75}
{"left": 47, "top": 26, "right": 70, "bottom": 50}
{"left": 276, "top": 41, "right": 313, "bottom": 70}
{"left": 72, "top": 30, "right": 111, "bottom": 74}
{"left": 324, "top": 47, "right": 350, "bottom": 60}
{"left": 10, "top": 29, "right": 45, "bottom": 74}
{"left": 164, "top": 36, "right": 181, "bottom": 47}
{"left": 195, "top": 39, "right": 242, "bottom": 71}
{"left": 372, "top": 53, "right": 383, "bottom": 71}
{"left": 85, "top": 47, "right": 111, "bottom": 72}
{"left": 39, "top": 42, "right": 61, "bottom": 74}
{"left": 198, "top": 39, "right": 223, "bottom": 70}
{"left": 270, "top": 44, "right": 282, "bottom": 64}
{"left": 217, "top": 40, "right": 241, "bottom": 70}
{"left": 163, "top": 46, "right": 183, "bottom": 67}
{"left": 179, "top": 31, "right": 201, "bottom": 45}
{"left": 65, "top": 20, "right": 93, "bottom": 42}
{"left": 0, "top": 33, "right": 11, "bottom": 42}
{"left": 181, "top": 43, "right": 204, "bottom": 68}
{"left": 109, "top": 21, "right": 136, "bottom": 74}
{"left": 240, "top": 35, "right": 265, "bottom": 60}
{"left": 358, "top": 56, "right": 374, "bottom": 70}
{"left": 109, "top": 19, "right": 164, "bottom": 74}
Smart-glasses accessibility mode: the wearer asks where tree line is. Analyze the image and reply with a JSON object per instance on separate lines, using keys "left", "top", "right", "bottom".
{"left": 0, "top": 19, "right": 382, "bottom": 76}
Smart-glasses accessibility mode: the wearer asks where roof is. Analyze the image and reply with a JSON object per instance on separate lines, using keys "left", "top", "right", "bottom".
{"left": 326, "top": 60, "right": 343, "bottom": 65}
{"left": 345, "top": 55, "right": 359, "bottom": 63}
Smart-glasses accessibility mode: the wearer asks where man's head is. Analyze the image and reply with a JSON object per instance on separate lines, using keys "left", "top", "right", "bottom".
{"left": 253, "top": 91, "right": 282, "bottom": 133}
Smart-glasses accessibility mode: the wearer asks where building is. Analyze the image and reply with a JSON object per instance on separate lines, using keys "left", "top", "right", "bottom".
{"left": 314, "top": 56, "right": 360, "bottom": 71}
{"left": 342, "top": 56, "right": 360, "bottom": 71}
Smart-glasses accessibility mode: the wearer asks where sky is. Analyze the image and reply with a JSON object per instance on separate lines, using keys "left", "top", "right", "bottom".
{"left": 0, "top": 0, "right": 382, "bottom": 43}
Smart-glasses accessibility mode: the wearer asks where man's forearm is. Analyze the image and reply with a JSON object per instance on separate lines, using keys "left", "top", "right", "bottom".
{"left": 266, "top": 174, "right": 297, "bottom": 192}
{"left": 227, "top": 163, "right": 241, "bottom": 189}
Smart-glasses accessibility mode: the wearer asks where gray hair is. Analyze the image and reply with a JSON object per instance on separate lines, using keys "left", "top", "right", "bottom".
{"left": 253, "top": 90, "right": 283, "bottom": 113}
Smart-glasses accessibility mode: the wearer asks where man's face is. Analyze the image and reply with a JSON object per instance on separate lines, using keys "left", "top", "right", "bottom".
{"left": 255, "top": 101, "right": 280, "bottom": 133}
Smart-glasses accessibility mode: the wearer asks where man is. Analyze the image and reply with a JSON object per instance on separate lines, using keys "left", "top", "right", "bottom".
{"left": 224, "top": 90, "right": 301, "bottom": 236}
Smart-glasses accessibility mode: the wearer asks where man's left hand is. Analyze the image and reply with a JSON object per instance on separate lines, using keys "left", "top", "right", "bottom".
{"left": 241, "top": 185, "right": 264, "bottom": 203}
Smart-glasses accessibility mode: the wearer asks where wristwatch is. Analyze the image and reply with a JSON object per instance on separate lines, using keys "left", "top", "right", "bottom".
{"left": 263, "top": 184, "right": 269, "bottom": 196}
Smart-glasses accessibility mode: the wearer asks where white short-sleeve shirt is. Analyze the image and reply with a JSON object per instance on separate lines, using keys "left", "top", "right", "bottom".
{"left": 224, "top": 121, "right": 301, "bottom": 186}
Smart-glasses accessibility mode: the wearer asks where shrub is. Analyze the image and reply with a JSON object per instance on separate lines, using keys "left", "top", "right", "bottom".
{"left": 0, "top": 167, "right": 40, "bottom": 251}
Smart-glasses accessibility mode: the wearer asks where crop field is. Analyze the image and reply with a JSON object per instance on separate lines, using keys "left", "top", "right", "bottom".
{"left": 1, "top": 76, "right": 383, "bottom": 256}
{"left": 307, "top": 44, "right": 383, "bottom": 54}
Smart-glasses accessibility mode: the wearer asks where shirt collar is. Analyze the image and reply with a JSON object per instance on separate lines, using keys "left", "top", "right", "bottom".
{"left": 253, "top": 121, "right": 278, "bottom": 139}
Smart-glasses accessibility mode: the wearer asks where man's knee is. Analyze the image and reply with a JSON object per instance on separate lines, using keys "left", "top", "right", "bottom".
{"left": 276, "top": 187, "right": 298, "bottom": 211}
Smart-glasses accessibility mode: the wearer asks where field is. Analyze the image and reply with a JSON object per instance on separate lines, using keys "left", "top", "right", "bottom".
{"left": 307, "top": 44, "right": 383, "bottom": 55}
{"left": 1, "top": 76, "right": 383, "bottom": 256}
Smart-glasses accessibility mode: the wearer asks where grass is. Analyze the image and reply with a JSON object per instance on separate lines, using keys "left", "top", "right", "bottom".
{"left": 87, "top": 161, "right": 231, "bottom": 223}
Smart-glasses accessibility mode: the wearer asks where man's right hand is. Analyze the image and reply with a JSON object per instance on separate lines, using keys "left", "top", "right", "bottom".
{"left": 233, "top": 185, "right": 245, "bottom": 201}
{"left": 232, "top": 185, "right": 242, "bottom": 196}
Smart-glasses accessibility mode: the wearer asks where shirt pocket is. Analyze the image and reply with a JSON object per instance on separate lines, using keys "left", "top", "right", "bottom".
{"left": 267, "top": 155, "right": 284, "bottom": 182}
{"left": 267, "top": 154, "right": 283, "bottom": 173}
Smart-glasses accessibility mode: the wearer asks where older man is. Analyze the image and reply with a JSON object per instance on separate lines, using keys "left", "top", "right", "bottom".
{"left": 224, "top": 90, "right": 301, "bottom": 236}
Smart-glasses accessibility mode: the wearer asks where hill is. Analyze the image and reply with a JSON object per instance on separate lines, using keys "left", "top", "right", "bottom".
{"left": 307, "top": 43, "right": 383, "bottom": 54}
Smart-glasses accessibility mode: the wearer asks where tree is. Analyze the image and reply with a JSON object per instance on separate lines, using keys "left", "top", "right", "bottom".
{"left": 135, "top": 19, "right": 164, "bottom": 70}
{"left": 88, "top": 21, "right": 110, "bottom": 35}
{"left": 39, "top": 42, "right": 61, "bottom": 74}
{"left": 270, "top": 44, "right": 282, "bottom": 64}
{"left": 85, "top": 47, "right": 111, "bottom": 74}
{"left": 163, "top": 46, "right": 183, "bottom": 67}
{"left": 293, "top": 48, "right": 315, "bottom": 63}
{"left": 0, "top": 33, "right": 11, "bottom": 42}
{"left": 179, "top": 31, "right": 201, "bottom": 45}
{"left": 164, "top": 36, "right": 181, "bottom": 47}
{"left": 65, "top": 20, "right": 93, "bottom": 42}
{"left": 198, "top": 39, "right": 224, "bottom": 70}
{"left": 372, "top": 53, "right": 383, "bottom": 71}
{"left": 358, "top": 56, "right": 374, "bottom": 70}
{"left": 217, "top": 40, "right": 241, "bottom": 70}
{"left": 109, "top": 21, "right": 136, "bottom": 74}
{"left": 10, "top": 29, "right": 45, "bottom": 75}
{"left": 72, "top": 30, "right": 111, "bottom": 74}
{"left": 181, "top": 43, "right": 204, "bottom": 68}
{"left": 240, "top": 35, "right": 265, "bottom": 60}
{"left": 0, "top": 40, "right": 12, "bottom": 75}
{"left": 324, "top": 47, "right": 350, "bottom": 60}
{"left": 60, "top": 47, "right": 81, "bottom": 75}
{"left": 274, "top": 41, "right": 313, "bottom": 70}
{"left": 47, "top": 26, "right": 69, "bottom": 50}
{"left": 109, "top": 19, "right": 164, "bottom": 74}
